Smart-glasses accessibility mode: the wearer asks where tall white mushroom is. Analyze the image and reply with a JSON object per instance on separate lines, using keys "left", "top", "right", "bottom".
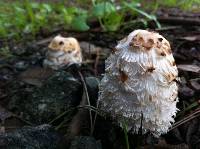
{"left": 43, "top": 35, "right": 82, "bottom": 70}
{"left": 98, "top": 29, "right": 179, "bottom": 136}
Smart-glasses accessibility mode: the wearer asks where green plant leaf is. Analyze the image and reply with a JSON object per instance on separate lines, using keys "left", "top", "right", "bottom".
{"left": 103, "top": 11, "right": 122, "bottom": 31}
{"left": 123, "top": 2, "right": 161, "bottom": 28}
{"left": 92, "top": 2, "right": 116, "bottom": 18}
{"left": 123, "top": 2, "right": 154, "bottom": 19}
{"left": 42, "top": 3, "right": 52, "bottom": 12}
{"left": 71, "top": 15, "right": 89, "bottom": 31}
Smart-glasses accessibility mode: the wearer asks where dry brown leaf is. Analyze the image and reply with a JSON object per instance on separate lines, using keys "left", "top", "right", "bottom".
{"left": 177, "top": 64, "right": 200, "bottom": 73}
{"left": 19, "top": 67, "right": 54, "bottom": 87}
{"left": 190, "top": 79, "right": 200, "bottom": 91}
{"left": 179, "top": 35, "right": 200, "bottom": 41}
{"left": 0, "top": 105, "right": 13, "bottom": 123}
{"left": 143, "top": 139, "right": 189, "bottom": 149}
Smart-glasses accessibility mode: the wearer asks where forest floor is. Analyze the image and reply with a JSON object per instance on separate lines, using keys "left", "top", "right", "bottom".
{"left": 0, "top": 7, "right": 200, "bottom": 149}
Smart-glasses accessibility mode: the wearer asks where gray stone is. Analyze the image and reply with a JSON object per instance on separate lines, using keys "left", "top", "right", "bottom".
{"left": 70, "top": 136, "right": 102, "bottom": 149}
{"left": 7, "top": 70, "right": 100, "bottom": 125}
{"left": 0, "top": 124, "right": 64, "bottom": 149}
{"left": 7, "top": 71, "right": 82, "bottom": 124}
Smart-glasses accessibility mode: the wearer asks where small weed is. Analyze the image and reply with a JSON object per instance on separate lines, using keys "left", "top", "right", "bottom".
{"left": 0, "top": 0, "right": 198, "bottom": 40}
{"left": 0, "top": 0, "right": 161, "bottom": 40}
{"left": 0, "top": 46, "right": 13, "bottom": 58}
{"left": 122, "top": 120, "right": 130, "bottom": 149}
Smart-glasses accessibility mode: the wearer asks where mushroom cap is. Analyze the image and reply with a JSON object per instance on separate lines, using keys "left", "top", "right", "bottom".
{"left": 43, "top": 35, "right": 82, "bottom": 70}
{"left": 98, "top": 29, "right": 179, "bottom": 136}
{"left": 48, "top": 35, "right": 81, "bottom": 53}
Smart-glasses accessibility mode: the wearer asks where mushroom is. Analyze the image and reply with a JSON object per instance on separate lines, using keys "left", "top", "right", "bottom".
{"left": 98, "top": 30, "right": 179, "bottom": 136}
{"left": 43, "top": 35, "right": 82, "bottom": 70}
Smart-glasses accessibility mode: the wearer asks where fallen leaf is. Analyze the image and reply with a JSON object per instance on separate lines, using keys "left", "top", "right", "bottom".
{"left": 177, "top": 64, "right": 200, "bottom": 73}
{"left": 0, "top": 105, "right": 13, "bottom": 123}
{"left": 178, "top": 35, "right": 200, "bottom": 41}
{"left": 190, "top": 79, "right": 200, "bottom": 91}
{"left": 19, "top": 67, "right": 54, "bottom": 87}
{"left": 143, "top": 139, "right": 189, "bottom": 149}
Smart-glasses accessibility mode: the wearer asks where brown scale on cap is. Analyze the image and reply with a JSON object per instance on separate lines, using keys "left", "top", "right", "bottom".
{"left": 155, "top": 39, "right": 171, "bottom": 57}
{"left": 160, "top": 52, "right": 166, "bottom": 56}
{"left": 147, "top": 66, "right": 155, "bottom": 73}
{"left": 164, "top": 72, "right": 176, "bottom": 83}
{"left": 129, "top": 31, "right": 173, "bottom": 58}
{"left": 172, "top": 61, "right": 176, "bottom": 66}
{"left": 112, "top": 48, "right": 118, "bottom": 53}
{"left": 149, "top": 95, "right": 154, "bottom": 101}
{"left": 129, "top": 32, "right": 157, "bottom": 51}
{"left": 119, "top": 69, "right": 128, "bottom": 83}
{"left": 145, "top": 39, "right": 155, "bottom": 50}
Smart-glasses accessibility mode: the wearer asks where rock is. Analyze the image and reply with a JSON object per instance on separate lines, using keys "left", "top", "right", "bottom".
{"left": 7, "top": 70, "right": 82, "bottom": 124}
{"left": 0, "top": 124, "right": 65, "bottom": 149}
{"left": 14, "top": 61, "right": 29, "bottom": 71}
{"left": 70, "top": 136, "right": 102, "bottom": 149}
{"left": 7, "top": 69, "right": 100, "bottom": 125}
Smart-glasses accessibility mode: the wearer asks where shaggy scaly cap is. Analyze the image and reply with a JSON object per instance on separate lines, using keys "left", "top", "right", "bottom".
{"left": 43, "top": 35, "right": 82, "bottom": 70}
{"left": 98, "top": 29, "right": 179, "bottom": 136}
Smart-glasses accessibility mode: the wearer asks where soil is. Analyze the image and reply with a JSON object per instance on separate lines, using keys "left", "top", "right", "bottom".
{"left": 0, "top": 7, "right": 200, "bottom": 149}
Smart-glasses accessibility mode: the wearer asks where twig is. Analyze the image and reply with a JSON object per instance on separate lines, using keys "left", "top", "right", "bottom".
{"left": 94, "top": 48, "right": 100, "bottom": 76}
{"left": 12, "top": 114, "right": 33, "bottom": 126}
{"left": 91, "top": 98, "right": 99, "bottom": 135}
{"left": 78, "top": 105, "right": 99, "bottom": 112}
{"left": 78, "top": 71, "right": 93, "bottom": 136}
{"left": 169, "top": 108, "right": 200, "bottom": 131}
{"left": 48, "top": 108, "right": 75, "bottom": 124}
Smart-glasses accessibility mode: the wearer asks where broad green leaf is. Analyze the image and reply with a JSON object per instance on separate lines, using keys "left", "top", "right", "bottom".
{"left": 92, "top": 2, "right": 116, "bottom": 18}
{"left": 42, "top": 4, "right": 52, "bottom": 12}
{"left": 123, "top": 2, "right": 161, "bottom": 28}
{"left": 60, "top": 8, "right": 73, "bottom": 24}
{"left": 71, "top": 15, "right": 89, "bottom": 31}
{"left": 14, "top": 6, "right": 25, "bottom": 13}
{"left": 103, "top": 12, "right": 122, "bottom": 31}
{"left": 30, "top": 2, "right": 40, "bottom": 9}
{"left": 123, "top": 2, "right": 154, "bottom": 19}
{"left": 67, "top": 7, "right": 78, "bottom": 14}
{"left": 23, "top": 24, "right": 33, "bottom": 33}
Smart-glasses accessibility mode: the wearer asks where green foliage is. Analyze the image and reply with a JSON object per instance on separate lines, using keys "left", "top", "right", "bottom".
{"left": 123, "top": 2, "right": 161, "bottom": 29}
{"left": 179, "top": 0, "right": 200, "bottom": 10}
{"left": 71, "top": 15, "right": 90, "bottom": 31}
{"left": 0, "top": 0, "right": 199, "bottom": 40}
{"left": 91, "top": 1, "right": 123, "bottom": 31}
{"left": 102, "top": 11, "right": 123, "bottom": 31}
{"left": 92, "top": 2, "right": 115, "bottom": 18}
{"left": 145, "top": 0, "right": 200, "bottom": 11}
{"left": 0, "top": 0, "right": 162, "bottom": 39}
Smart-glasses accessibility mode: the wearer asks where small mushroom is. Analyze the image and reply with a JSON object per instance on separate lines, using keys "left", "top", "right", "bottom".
{"left": 43, "top": 35, "right": 82, "bottom": 70}
{"left": 98, "top": 30, "right": 179, "bottom": 137}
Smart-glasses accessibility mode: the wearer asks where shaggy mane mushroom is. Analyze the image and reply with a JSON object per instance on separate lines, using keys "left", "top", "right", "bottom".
{"left": 43, "top": 35, "right": 82, "bottom": 70}
{"left": 98, "top": 29, "right": 179, "bottom": 137}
